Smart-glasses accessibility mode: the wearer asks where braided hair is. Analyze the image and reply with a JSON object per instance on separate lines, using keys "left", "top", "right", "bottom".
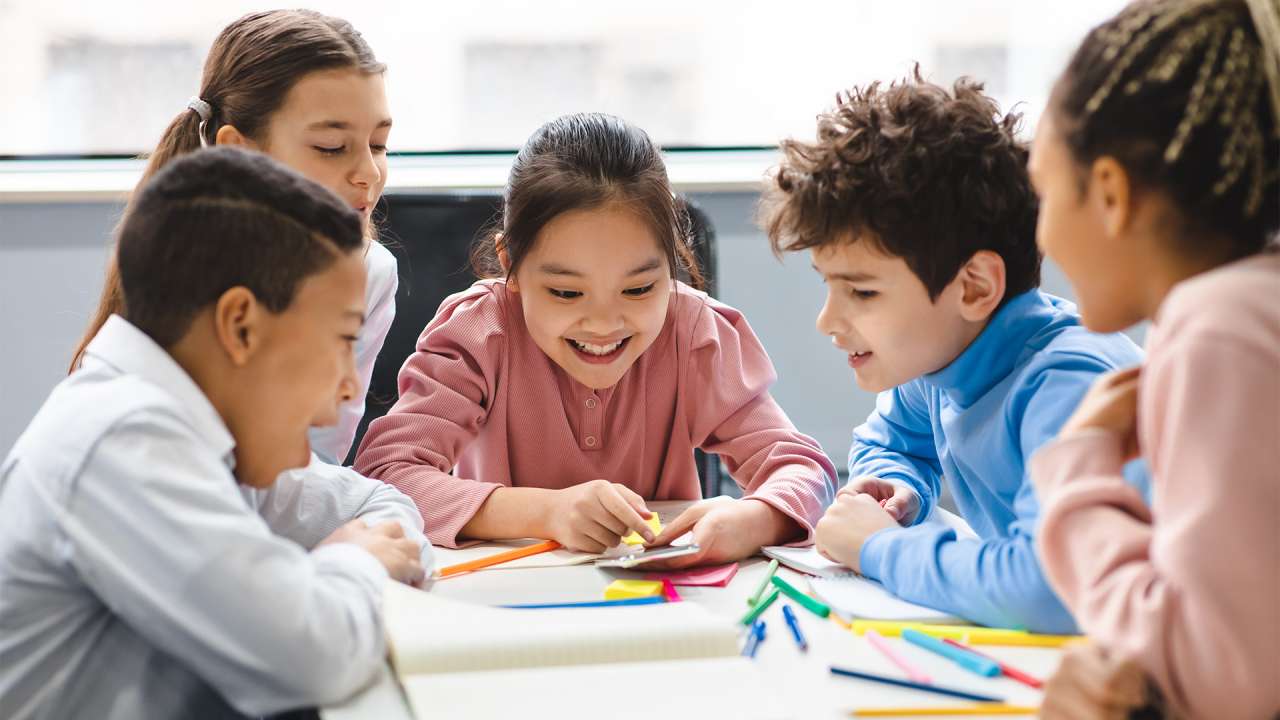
{"left": 1051, "top": 0, "right": 1280, "bottom": 258}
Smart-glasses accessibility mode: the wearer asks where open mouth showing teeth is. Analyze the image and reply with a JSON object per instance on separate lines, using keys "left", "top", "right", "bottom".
{"left": 852, "top": 351, "right": 870, "bottom": 357}
{"left": 566, "top": 336, "right": 631, "bottom": 359}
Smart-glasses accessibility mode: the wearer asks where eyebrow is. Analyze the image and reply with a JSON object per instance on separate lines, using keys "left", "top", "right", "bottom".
{"left": 344, "top": 309, "right": 367, "bottom": 325}
{"left": 811, "top": 264, "right": 878, "bottom": 283}
{"left": 306, "top": 119, "right": 393, "bottom": 131}
{"left": 538, "top": 258, "right": 663, "bottom": 278}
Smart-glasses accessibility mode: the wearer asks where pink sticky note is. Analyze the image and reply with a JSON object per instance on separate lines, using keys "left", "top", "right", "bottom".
{"left": 645, "top": 562, "right": 739, "bottom": 587}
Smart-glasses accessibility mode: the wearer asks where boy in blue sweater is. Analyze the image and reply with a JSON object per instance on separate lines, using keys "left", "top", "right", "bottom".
{"left": 760, "top": 69, "right": 1145, "bottom": 633}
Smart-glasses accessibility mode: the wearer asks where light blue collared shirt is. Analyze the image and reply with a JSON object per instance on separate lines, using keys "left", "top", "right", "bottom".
{"left": 0, "top": 315, "right": 433, "bottom": 719}
{"left": 852, "top": 291, "right": 1147, "bottom": 634}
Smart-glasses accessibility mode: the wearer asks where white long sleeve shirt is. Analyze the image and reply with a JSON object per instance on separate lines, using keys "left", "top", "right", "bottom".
{"left": 308, "top": 240, "right": 398, "bottom": 464}
{"left": 0, "top": 315, "right": 432, "bottom": 720}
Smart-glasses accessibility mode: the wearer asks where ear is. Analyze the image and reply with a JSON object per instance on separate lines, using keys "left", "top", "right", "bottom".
{"left": 211, "top": 287, "right": 264, "bottom": 367}
{"left": 955, "top": 250, "right": 1006, "bottom": 322}
{"left": 214, "top": 124, "right": 255, "bottom": 149}
{"left": 1089, "top": 156, "right": 1133, "bottom": 239}
{"left": 496, "top": 233, "right": 519, "bottom": 293}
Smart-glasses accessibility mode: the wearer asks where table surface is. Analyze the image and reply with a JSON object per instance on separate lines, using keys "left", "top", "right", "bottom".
{"left": 323, "top": 502, "right": 1062, "bottom": 720}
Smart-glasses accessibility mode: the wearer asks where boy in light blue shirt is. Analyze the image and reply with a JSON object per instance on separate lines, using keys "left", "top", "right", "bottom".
{"left": 760, "top": 70, "right": 1145, "bottom": 633}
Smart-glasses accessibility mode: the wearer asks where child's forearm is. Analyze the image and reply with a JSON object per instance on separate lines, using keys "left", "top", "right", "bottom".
{"left": 458, "top": 486, "right": 559, "bottom": 541}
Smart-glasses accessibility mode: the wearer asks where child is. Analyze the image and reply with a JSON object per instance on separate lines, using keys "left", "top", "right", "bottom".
{"left": 761, "top": 69, "right": 1145, "bottom": 633}
{"left": 355, "top": 113, "right": 838, "bottom": 562}
{"left": 1028, "top": 0, "right": 1280, "bottom": 716}
{"left": 0, "top": 148, "right": 432, "bottom": 718}
{"left": 70, "top": 9, "right": 396, "bottom": 465}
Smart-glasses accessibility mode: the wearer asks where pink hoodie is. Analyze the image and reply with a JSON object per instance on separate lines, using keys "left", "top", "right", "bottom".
{"left": 1031, "top": 251, "right": 1280, "bottom": 719}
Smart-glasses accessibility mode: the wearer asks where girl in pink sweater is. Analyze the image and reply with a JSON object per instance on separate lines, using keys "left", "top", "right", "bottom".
{"left": 1026, "top": 0, "right": 1280, "bottom": 717}
{"left": 355, "top": 113, "right": 837, "bottom": 563}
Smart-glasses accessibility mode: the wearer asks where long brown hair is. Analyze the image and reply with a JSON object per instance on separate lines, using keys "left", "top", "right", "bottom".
{"left": 69, "top": 9, "right": 385, "bottom": 371}
{"left": 470, "top": 112, "right": 704, "bottom": 290}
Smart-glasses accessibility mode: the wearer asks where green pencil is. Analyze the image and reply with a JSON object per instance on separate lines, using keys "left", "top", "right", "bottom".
{"left": 740, "top": 586, "right": 780, "bottom": 626}
{"left": 746, "top": 558, "right": 780, "bottom": 606}
{"left": 770, "top": 574, "right": 831, "bottom": 618}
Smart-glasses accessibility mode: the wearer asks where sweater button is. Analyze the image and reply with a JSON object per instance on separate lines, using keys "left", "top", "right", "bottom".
{"left": 585, "top": 435, "right": 598, "bottom": 447}
{"left": 585, "top": 397, "right": 598, "bottom": 409}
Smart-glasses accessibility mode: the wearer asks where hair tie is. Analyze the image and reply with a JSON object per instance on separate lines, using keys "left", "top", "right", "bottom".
{"left": 186, "top": 97, "right": 212, "bottom": 123}
{"left": 187, "top": 97, "right": 213, "bottom": 148}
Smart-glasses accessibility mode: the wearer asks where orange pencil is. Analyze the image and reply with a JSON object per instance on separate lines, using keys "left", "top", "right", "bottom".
{"left": 437, "top": 540, "right": 562, "bottom": 578}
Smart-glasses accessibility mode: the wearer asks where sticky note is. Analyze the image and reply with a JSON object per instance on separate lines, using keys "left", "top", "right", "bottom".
{"left": 645, "top": 562, "right": 739, "bottom": 587}
{"left": 621, "top": 513, "right": 663, "bottom": 545}
{"left": 604, "top": 579, "right": 665, "bottom": 600}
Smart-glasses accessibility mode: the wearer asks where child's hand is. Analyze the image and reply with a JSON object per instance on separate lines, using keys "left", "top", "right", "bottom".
{"left": 841, "top": 477, "right": 920, "bottom": 525}
{"left": 814, "top": 492, "right": 899, "bottom": 573}
{"left": 546, "top": 479, "right": 655, "bottom": 553}
{"left": 1059, "top": 366, "right": 1142, "bottom": 461}
{"left": 642, "top": 497, "right": 801, "bottom": 570}
{"left": 319, "top": 519, "right": 427, "bottom": 586}
{"left": 1041, "top": 644, "right": 1151, "bottom": 720}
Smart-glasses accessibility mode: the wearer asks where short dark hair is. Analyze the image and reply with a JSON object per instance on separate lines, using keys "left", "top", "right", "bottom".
{"left": 1051, "top": 0, "right": 1279, "bottom": 259}
{"left": 471, "top": 112, "right": 704, "bottom": 290}
{"left": 761, "top": 66, "right": 1042, "bottom": 302}
{"left": 117, "top": 146, "right": 364, "bottom": 347}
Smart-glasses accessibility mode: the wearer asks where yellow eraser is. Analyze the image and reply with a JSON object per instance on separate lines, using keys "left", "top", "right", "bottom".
{"left": 621, "top": 514, "right": 663, "bottom": 545}
{"left": 604, "top": 579, "right": 665, "bottom": 600}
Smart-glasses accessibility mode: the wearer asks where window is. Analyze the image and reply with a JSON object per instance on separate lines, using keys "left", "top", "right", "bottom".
{"left": 0, "top": 0, "right": 1124, "bottom": 156}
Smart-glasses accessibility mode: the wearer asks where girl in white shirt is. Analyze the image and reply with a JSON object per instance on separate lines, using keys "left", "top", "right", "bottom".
{"left": 70, "top": 9, "right": 399, "bottom": 464}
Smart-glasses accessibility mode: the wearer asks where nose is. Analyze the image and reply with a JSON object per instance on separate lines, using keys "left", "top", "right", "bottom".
{"left": 815, "top": 288, "right": 846, "bottom": 338}
{"left": 337, "top": 345, "right": 360, "bottom": 405}
{"left": 349, "top": 146, "right": 382, "bottom": 196}
{"left": 579, "top": 295, "right": 625, "bottom": 336}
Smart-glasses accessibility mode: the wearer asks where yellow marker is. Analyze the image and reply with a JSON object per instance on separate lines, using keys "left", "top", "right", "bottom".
{"left": 850, "top": 705, "right": 1039, "bottom": 717}
{"left": 850, "top": 620, "right": 1080, "bottom": 648}
{"left": 604, "top": 579, "right": 664, "bottom": 600}
{"left": 622, "top": 513, "right": 663, "bottom": 545}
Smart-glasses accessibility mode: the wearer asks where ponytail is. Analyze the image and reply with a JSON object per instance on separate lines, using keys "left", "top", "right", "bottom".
{"left": 68, "top": 108, "right": 205, "bottom": 372}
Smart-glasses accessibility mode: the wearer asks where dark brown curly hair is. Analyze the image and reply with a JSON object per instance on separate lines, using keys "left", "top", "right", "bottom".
{"left": 761, "top": 66, "right": 1041, "bottom": 302}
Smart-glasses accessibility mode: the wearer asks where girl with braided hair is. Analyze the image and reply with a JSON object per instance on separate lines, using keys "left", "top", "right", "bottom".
{"left": 1027, "top": 0, "right": 1280, "bottom": 717}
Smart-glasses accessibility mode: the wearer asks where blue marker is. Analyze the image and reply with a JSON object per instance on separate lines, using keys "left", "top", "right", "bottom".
{"left": 782, "top": 604, "right": 808, "bottom": 652}
{"left": 742, "top": 619, "right": 767, "bottom": 659}
{"left": 901, "top": 627, "right": 1001, "bottom": 677}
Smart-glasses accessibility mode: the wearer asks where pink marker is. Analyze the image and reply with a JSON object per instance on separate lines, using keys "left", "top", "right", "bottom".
{"left": 865, "top": 628, "right": 933, "bottom": 684}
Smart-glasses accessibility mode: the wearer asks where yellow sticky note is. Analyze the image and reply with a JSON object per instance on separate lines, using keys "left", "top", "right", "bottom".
{"left": 604, "top": 579, "right": 665, "bottom": 600}
{"left": 621, "top": 513, "right": 662, "bottom": 545}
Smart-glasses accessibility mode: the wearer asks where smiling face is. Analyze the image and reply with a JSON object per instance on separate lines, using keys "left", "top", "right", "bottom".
{"left": 811, "top": 237, "right": 979, "bottom": 393}
{"left": 253, "top": 67, "right": 391, "bottom": 232}
{"left": 508, "top": 204, "right": 673, "bottom": 390}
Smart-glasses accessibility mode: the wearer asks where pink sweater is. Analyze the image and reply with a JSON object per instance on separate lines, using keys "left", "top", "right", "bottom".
{"left": 1031, "top": 251, "right": 1280, "bottom": 719}
{"left": 355, "top": 280, "right": 838, "bottom": 548}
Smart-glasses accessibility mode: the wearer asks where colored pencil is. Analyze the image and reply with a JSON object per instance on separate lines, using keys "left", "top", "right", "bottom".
{"left": 849, "top": 705, "right": 1038, "bottom": 717}
{"left": 499, "top": 596, "right": 666, "bottom": 609}
{"left": 829, "top": 667, "right": 1004, "bottom": 703}
{"left": 437, "top": 539, "right": 561, "bottom": 578}
{"left": 865, "top": 629, "right": 932, "bottom": 684}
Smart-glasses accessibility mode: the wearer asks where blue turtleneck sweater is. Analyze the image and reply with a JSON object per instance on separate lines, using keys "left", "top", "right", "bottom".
{"left": 854, "top": 290, "right": 1147, "bottom": 634}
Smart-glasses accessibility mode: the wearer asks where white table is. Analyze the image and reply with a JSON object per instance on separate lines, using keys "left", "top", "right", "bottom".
{"left": 325, "top": 502, "right": 1062, "bottom": 719}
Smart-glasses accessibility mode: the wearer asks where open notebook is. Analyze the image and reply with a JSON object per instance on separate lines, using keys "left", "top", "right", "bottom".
{"left": 383, "top": 582, "right": 789, "bottom": 720}
{"left": 760, "top": 509, "right": 976, "bottom": 624}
